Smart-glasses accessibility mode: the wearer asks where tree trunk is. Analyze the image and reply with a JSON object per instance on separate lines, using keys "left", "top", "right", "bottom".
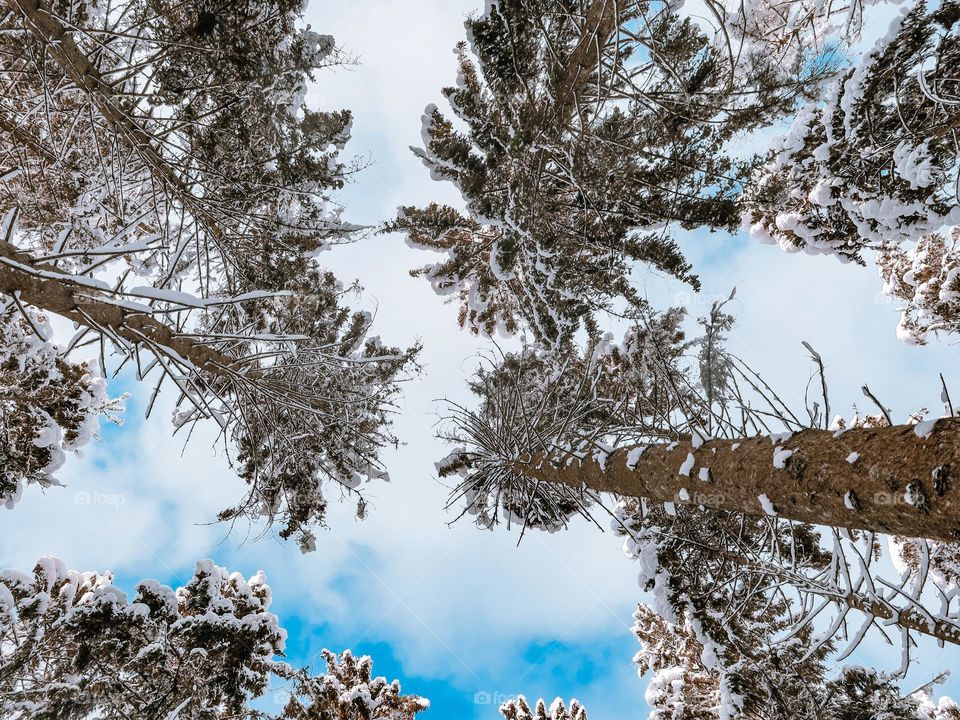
{"left": 550, "top": 0, "right": 618, "bottom": 125}
{"left": 0, "top": 238, "right": 242, "bottom": 378}
{"left": 514, "top": 422, "right": 960, "bottom": 542}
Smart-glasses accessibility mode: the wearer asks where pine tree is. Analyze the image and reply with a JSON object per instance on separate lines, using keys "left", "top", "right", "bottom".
{"left": 439, "top": 301, "right": 960, "bottom": 543}
{"left": 500, "top": 696, "right": 587, "bottom": 720}
{"left": 389, "top": 0, "right": 834, "bottom": 347}
{"left": 628, "top": 517, "right": 960, "bottom": 719}
{"left": 0, "top": 0, "right": 418, "bottom": 549}
{"left": 438, "top": 307, "right": 960, "bottom": 716}
{"left": 409, "top": 0, "right": 960, "bottom": 542}
{"left": 741, "top": 0, "right": 960, "bottom": 342}
{"left": 0, "top": 557, "right": 429, "bottom": 720}
{"left": 623, "top": 502, "right": 868, "bottom": 718}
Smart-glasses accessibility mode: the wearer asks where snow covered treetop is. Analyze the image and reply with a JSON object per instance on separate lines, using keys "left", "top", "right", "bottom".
{"left": 500, "top": 696, "right": 587, "bottom": 720}
{"left": 0, "top": 557, "right": 428, "bottom": 720}
{"left": 392, "top": 0, "right": 838, "bottom": 347}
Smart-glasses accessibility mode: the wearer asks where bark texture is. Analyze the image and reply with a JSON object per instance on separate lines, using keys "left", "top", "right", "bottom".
{"left": 516, "top": 421, "right": 960, "bottom": 541}
{"left": 551, "top": 0, "right": 618, "bottom": 123}
{"left": 845, "top": 591, "right": 960, "bottom": 645}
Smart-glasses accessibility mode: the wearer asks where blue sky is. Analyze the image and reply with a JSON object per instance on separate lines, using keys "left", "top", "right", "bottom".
{"left": 3, "top": 0, "right": 960, "bottom": 717}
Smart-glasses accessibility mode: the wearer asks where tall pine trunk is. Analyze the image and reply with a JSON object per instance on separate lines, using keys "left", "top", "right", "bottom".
{"left": 515, "top": 421, "right": 960, "bottom": 541}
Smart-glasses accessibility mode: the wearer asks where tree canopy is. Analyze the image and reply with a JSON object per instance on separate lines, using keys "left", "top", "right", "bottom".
{"left": 389, "top": 0, "right": 836, "bottom": 346}
{"left": 3, "top": 0, "right": 960, "bottom": 717}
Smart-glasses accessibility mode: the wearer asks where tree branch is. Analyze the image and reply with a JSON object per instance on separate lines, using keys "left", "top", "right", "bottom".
{"left": 0, "top": 237, "right": 241, "bottom": 378}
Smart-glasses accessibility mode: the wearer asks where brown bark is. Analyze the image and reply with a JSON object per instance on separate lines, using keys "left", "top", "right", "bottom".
{"left": 0, "top": 238, "right": 240, "bottom": 377}
{"left": 515, "top": 422, "right": 960, "bottom": 542}
{"left": 551, "top": 0, "right": 618, "bottom": 124}
{"left": 844, "top": 591, "right": 960, "bottom": 645}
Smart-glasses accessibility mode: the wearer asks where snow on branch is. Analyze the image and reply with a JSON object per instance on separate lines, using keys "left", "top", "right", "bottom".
{"left": 0, "top": 0, "right": 419, "bottom": 547}
{"left": 742, "top": 2, "right": 960, "bottom": 272}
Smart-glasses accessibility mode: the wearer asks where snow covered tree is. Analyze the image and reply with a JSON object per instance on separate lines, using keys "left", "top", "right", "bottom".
{"left": 271, "top": 650, "right": 430, "bottom": 720}
{"left": 742, "top": 0, "right": 960, "bottom": 343}
{"left": 0, "top": 0, "right": 417, "bottom": 549}
{"left": 438, "top": 299, "right": 960, "bottom": 716}
{"left": 878, "top": 228, "right": 960, "bottom": 344}
{"left": 439, "top": 299, "right": 960, "bottom": 542}
{"left": 622, "top": 497, "right": 868, "bottom": 718}
{"left": 390, "top": 0, "right": 837, "bottom": 346}
{"left": 824, "top": 668, "right": 958, "bottom": 720}
{"left": 410, "top": 0, "right": 960, "bottom": 542}
{"left": 406, "top": 5, "right": 960, "bottom": 708}
{"left": 0, "top": 556, "right": 429, "bottom": 720}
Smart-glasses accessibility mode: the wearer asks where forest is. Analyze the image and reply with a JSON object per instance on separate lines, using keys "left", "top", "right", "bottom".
{"left": 1, "top": 0, "right": 960, "bottom": 717}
